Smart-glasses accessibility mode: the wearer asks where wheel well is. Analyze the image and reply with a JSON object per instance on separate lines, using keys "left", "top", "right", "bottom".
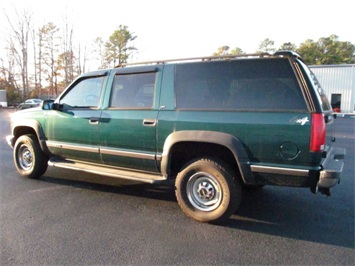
{"left": 168, "top": 142, "right": 239, "bottom": 178}
{"left": 14, "top": 127, "right": 37, "bottom": 142}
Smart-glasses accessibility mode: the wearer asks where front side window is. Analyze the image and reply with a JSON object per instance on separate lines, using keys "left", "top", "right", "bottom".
{"left": 175, "top": 59, "right": 308, "bottom": 111}
{"left": 60, "top": 76, "right": 105, "bottom": 108}
{"left": 110, "top": 72, "right": 156, "bottom": 109}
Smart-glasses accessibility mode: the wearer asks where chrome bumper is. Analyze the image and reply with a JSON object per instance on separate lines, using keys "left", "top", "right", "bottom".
{"left": 318, "top": 147, "right": 346, "bottom": 188}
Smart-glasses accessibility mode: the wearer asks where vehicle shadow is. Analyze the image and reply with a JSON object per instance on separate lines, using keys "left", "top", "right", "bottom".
{"left": 41, "top": 168, "right": 177, "bottom": 202}
{"left": 40, "top": 168, "right": 353, "bottom": 249}
{"left": 226, "top": 187, "right": 354, "bottom": 249}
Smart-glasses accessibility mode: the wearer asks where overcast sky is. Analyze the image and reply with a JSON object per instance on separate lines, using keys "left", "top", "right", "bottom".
{"left": 1, "top": 0, "right": 354, "bottom": 68}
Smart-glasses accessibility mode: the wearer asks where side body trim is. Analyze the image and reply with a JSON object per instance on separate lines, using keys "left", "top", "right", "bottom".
{"left": 251, "top": 165, "right": 309, "bottom": 176}
{"left": 46, "top": 141, "right": 99, "bottom": 153}
{"left": 46, "top": 141, "right": 161, "bottom": 161}
{"left": 100, "top": 147, "right": 158, "bottom": 160}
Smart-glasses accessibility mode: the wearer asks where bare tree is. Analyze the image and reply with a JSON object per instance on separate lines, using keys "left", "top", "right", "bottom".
{"left": 2, "top": 8, "right": 141, "bottom": 100}
{"left": 37, "top": 25, "right": 44, "bottom": 94}
{"left": 4, "top": 8, "right": 33, "bottom": 99}
{"left": 0, "top": 56, "right": 19, "bottom": 92}
{"left": 76, "top": 43, "right": 89, "bottom": 75}
{"left": 0, "top": 46, "right": 23, "bottom": 103}
{"left": 31, "top": 28, "right": 39, "bottom": 97}
{"left": 40, "top": 22, "right": 60, "bottom": 96}
{"left": 60, "top": 14, "right": 75, "bottom": 87}
{"left": 93, "top": 37, "right": 106, "bottom": 69}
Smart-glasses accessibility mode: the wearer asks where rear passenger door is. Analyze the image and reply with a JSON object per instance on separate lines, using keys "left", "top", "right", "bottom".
{"left": 99, "top": 66, "right": 162, "bottom": 173}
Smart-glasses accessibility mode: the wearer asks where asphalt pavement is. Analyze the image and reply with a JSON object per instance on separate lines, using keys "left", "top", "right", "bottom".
{"left": 0, "top": 108, "right": 354, "bottom": 265}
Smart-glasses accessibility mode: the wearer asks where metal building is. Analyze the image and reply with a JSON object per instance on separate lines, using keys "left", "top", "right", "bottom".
{"left": 310, "top": 64, "right": 355, "bottom": 113}
{"left": 0, "top": 90, "right": 7, "bottom": 107}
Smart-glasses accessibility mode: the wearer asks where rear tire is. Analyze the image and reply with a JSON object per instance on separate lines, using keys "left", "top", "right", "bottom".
{"left": 14, "top": 134, "right": 48, "bottom": 179}
{"left": 175, "top": 157, "right": 242, "bottom": 223}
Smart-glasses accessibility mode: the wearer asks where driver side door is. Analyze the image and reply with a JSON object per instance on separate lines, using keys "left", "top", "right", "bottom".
{"left": 44, "top": 73, "right": 106, "bottom": 163}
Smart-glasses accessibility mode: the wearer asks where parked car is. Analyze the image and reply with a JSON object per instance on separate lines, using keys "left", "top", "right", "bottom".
{"left": 17, "top": 99, "right": 43, "bottom": 110}
{"left": 6, "top": 51, "right": 345, "bottom": 223}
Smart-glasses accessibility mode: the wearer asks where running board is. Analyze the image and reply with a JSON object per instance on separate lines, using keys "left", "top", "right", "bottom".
{"left": 48, "top": 158, "right": 167, "bottom": 184}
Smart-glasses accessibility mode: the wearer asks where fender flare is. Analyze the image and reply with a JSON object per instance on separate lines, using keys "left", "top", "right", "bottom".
{"left": 160, "top": 130, "right": 255, "bottom": 184}
{"left": 12, "top": 119, "right": 51, "bottom": 156}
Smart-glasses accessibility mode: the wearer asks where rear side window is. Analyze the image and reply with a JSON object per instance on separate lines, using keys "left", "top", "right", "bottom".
{"left": 110, "top": 72, "right": 156, "bottom": 109}
{"left": 175, "top": 58, "right": 307, "bottom": 111}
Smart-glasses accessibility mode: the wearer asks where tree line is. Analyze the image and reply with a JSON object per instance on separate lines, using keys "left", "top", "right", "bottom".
{"left": 213, "top": 35, "right": 355, "bottom": 65}
{"left": 0, "top": 8, "right": 137, "bottom": 104}
{"left": 1, "top": 8, "right": 354, "bottom": 105}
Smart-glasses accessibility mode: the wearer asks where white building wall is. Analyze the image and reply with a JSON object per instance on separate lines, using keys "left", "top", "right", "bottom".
{"left": 0, "top": 90, "right": 8, "bottom": 107}
{"left": 310, "top": 65, "right": 355, "bottom": 113}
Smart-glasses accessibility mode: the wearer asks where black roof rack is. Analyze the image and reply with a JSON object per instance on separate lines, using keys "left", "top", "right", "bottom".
{"left": 274, "top": 50, "right": 304, "bottom": 61}
{"left": 116, "top": 50, "right": 301, "bottom": 68}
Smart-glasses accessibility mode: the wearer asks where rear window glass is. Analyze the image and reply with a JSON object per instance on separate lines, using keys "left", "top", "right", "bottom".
{"left": 175, "top": 58, "right": 307, "bottom": 111}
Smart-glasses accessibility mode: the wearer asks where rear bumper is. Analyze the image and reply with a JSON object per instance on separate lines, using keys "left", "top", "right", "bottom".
{"left": 317, "top": 147, "right": 346, "bottom": 188}
{"left": 250, "top": 146, "right": 345, "bottom": 189}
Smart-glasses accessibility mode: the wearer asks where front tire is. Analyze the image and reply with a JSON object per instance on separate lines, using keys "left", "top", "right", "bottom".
{"left": 14, "top": 134, "right": 48, "bottom": 179}
{"left": 175, "top": 158, "right": 242, "bottom": 223}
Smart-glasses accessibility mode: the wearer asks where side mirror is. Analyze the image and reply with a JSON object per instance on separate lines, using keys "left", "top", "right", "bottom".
{"left": 41, "top": 99, "right": 55, "bottom": 110}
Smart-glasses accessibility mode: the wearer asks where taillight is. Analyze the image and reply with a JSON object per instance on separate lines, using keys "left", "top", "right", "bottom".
{"left": 310, "top": 113, "right": 326, "bottom": 152}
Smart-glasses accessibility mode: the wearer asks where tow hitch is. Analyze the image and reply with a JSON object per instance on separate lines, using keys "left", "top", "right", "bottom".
{"left": 310, "top": 186, "right": 331, "bottom": 196}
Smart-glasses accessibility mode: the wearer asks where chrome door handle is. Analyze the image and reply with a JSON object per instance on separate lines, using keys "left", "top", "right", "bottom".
{"left": 89, "top": 117, "right": 100, "bottom": 125}
{"left": 143, "top": 119, "right": 156, "bottom": 126}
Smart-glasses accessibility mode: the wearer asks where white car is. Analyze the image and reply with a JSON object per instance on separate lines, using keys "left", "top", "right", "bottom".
{"left": 17, "top": 99, "right": 43, "bottom": 110}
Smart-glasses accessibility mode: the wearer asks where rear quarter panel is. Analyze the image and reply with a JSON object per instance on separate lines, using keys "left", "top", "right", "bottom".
{"left": 157, "top": 110, "right": 313, "bottom": 168}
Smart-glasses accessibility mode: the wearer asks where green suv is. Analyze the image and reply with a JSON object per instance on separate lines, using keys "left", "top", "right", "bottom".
{"left": 7, "top": 51, "right": 345, "bottom": 223}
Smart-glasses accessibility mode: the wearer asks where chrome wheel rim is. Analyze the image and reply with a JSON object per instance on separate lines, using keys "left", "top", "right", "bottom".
{"left": 186, "top": 172, "right": 222, "bottom": 212}
{"left": 18, "top": 144, "right": 33, "bottom": 170}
